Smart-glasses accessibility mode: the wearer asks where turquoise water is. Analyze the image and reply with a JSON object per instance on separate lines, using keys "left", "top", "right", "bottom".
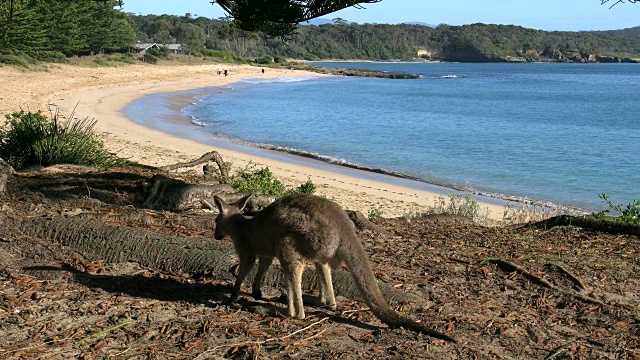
{"left": 177, "top": 63, "right": 638, "bottom": 210}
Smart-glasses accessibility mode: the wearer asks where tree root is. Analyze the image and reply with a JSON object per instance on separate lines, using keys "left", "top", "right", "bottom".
{"left": 527, "top": 215, "right": 640, "bottom": 237}
{"left": 483, "top": 258, "right": 608, "bottom": 308}
{"left": 347, "top": 210, "right": 391, "bottom": 235}
{"left": 545, "top": 262, "right": 587, "bottom": 291}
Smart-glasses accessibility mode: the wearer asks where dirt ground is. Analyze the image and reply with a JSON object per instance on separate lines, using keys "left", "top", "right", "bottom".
{"left": 0, "top": 164, "right": 638, "bottom": 359}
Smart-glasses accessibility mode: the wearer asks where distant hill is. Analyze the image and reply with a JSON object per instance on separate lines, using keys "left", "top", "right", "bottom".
{"left": 302, "top": 18, "right": 341, "bottom": 26}
{"left": 594, "top": 25, "right": 640, "bottom": 35}
{"left": 128, "top": 14, "right": 640, "bottom": 63}
{"left": 402, "top": 22, "right": 436, "bottom": 28}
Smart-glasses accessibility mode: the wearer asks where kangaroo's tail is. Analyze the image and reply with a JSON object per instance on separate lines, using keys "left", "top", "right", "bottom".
{"left": 337, "top": 234, "right": 456, "bottom": 342}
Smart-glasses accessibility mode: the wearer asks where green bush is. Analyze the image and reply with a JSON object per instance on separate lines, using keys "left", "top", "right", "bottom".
{"left": 595, "top": 193, "right": 640, "bottom": 224}
{"left": 231, "top": 166, "right": 285, "bottom": 195}
{"left": 143, "top": 53, "right": 158, "bottom": 64}
{"left": 227, "top": 164, "right": 320, "bottom": 197}
{"left": 0, "top": 55, "right": 30, "bottom": 68}
{"left": 286, "top": 179, "right": 316, "bottom": 195}
{"left": 368, "top": 208, "right": 384, "bottom": 220}
{"left": 254, "top": 56, "right": 274, "bottom": 64}
{"left": 147, "top": 47, "right": 171, "bottom": 59}
{"left": 0, "top": 111, "right": 121, "bottom": 169}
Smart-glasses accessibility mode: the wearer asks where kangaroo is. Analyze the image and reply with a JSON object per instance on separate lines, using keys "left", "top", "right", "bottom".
{"left": 212, "top": 193, "right": 455, "bottom": 342}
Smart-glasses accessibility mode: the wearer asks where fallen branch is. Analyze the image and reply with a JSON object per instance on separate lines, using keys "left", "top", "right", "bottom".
{"left": 77, "top": 321, "right": 131, "bottom": 344}
{"left": 143, "top": 175, "right": 275, "bottom": 212}
{"left": 528, "top": 215, "right": 640, "bottom": 237}
{"left": 545, "top": 263, "right": 587, "bottom": 291}
{"left": 160, "top": 151, "right": 229, "bottom": 178}
{"left": 347, "top": 210, "right": 391, "bottom": 235}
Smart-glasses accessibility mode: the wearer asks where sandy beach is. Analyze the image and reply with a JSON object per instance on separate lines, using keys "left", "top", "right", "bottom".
{"left": 0, "top": 62, "right": 506, "bottom": 220}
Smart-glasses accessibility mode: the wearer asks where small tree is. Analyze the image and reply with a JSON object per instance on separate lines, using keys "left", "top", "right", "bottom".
{"left": 333, "top": 17, "right": 348, "bottom": 25}
{"left": 174, "top": 23, "right": 205, "bottom": 60}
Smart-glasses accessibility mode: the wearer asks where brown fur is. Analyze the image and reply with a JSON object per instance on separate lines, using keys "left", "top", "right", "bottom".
{"left": 213, "top": 194, "right": 455, "bottom": 342}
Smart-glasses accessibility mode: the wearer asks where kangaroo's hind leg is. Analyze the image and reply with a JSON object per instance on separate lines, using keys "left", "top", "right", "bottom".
{"left": 315, "top": 263, "right": 337, "bottom": 310}
{"left": 252, "top": 257, "right": 274, "bottom": 300}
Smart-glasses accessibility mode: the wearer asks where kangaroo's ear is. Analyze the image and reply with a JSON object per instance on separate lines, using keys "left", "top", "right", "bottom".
{"left": 213, "top": 195, "right": 229, "bottom": 215}
{"left": 235, "top": 193, "right": 253, "bottom": 211}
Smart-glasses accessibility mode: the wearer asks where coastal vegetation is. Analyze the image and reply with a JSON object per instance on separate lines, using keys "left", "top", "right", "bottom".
{"left": 129, "top": 15, "right": 640, "bottom": 62}
{"left": 1, "top": 2, "right": 640, "bottom": 65}
{"left": 0, "top": 111, "right": 121, "bottom": 169}
{"left": 229, "top": 165, "right": 316, "bottom": 197}
{"left": 596, "top": 193, "right": 640, "bottom": 224}
{"left": 0, "top": 0, "right": 134, "bottom": 61}
{"left": 408, "top": 192, "right": 493, "bottom": 226}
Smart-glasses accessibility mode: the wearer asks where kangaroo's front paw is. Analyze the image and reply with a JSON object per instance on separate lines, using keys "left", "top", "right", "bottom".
{"left": 252, "top": 288, "right": 263, "bottom": 300}
{"left": 223, "top": 288, "right": 239, "bottom": 305}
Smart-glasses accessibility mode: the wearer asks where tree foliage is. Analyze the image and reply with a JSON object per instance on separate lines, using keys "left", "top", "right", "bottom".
{"left": 211, "top": 0, "right": 381, "bottom": 37}
{"left": 175, "top": 23, "right": 206, "bottom": 54}
{"left": 0, "top": 0, "right": 135, "bottom": 57}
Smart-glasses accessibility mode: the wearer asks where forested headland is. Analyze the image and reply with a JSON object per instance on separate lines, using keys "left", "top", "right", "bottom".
{"left": 1, "top": 0, "right": 640, "bottom": 64}
{"left": 131, "top": 16, "right": 640, "bottom": 63}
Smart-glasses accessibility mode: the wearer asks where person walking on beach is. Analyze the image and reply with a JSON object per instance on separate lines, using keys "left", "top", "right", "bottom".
{"left": 217, "top": 67, "right": 222, "bottom": 75}
{"left": 261, "top": 68, "right": 265, "bottom": 74}
{"left": 224, "top": 69, "right": 228, "bottom": 77}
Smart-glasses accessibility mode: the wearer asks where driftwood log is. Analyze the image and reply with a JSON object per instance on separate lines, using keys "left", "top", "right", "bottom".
{"left": 528, "top": 215, "right": 640, "bottom": 236}
{"left": 160, "top": 150, "right": 229, "bottom": 178}
{"left": 347, "top": 210, "right": 391, "bottom": 235}
{"left": 0, "top": 158, "right": 13, "bottom": 194}
{"left": 0, "top": 213, "right": 420, "bottom": 304}
{"left": 142, "top": 174, "right": 276, "bottom": 212}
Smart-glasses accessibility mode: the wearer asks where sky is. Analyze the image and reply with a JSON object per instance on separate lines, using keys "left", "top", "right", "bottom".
{"left": 121, "top": 0, "right": 639, "bottom": 31}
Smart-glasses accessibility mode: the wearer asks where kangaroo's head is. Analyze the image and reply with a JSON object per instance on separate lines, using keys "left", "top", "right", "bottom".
{"left": 213, "top": 194, "right": 252, "bottom": 240}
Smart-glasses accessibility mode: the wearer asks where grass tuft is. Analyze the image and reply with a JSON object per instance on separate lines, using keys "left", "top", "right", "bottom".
{"left": 502, "top": 198, "right": 561, "bottom": 225}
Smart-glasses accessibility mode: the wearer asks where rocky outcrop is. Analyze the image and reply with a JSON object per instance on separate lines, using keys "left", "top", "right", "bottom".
{"left": 308, "top": 66, "right": 420, "bottom": 79}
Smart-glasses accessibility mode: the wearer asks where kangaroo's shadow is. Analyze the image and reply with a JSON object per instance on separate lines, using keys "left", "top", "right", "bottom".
{"left": 24, "top": 265, "right": 378, "bottom": 331}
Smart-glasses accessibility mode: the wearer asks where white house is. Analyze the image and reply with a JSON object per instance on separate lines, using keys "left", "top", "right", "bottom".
{"left": 132, "top": 43, "right": 183, "bottom": 55}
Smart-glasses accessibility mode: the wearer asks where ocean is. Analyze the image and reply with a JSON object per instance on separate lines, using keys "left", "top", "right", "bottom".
{"left": 125, "top": 62, "right": 640, "bottom": 211}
